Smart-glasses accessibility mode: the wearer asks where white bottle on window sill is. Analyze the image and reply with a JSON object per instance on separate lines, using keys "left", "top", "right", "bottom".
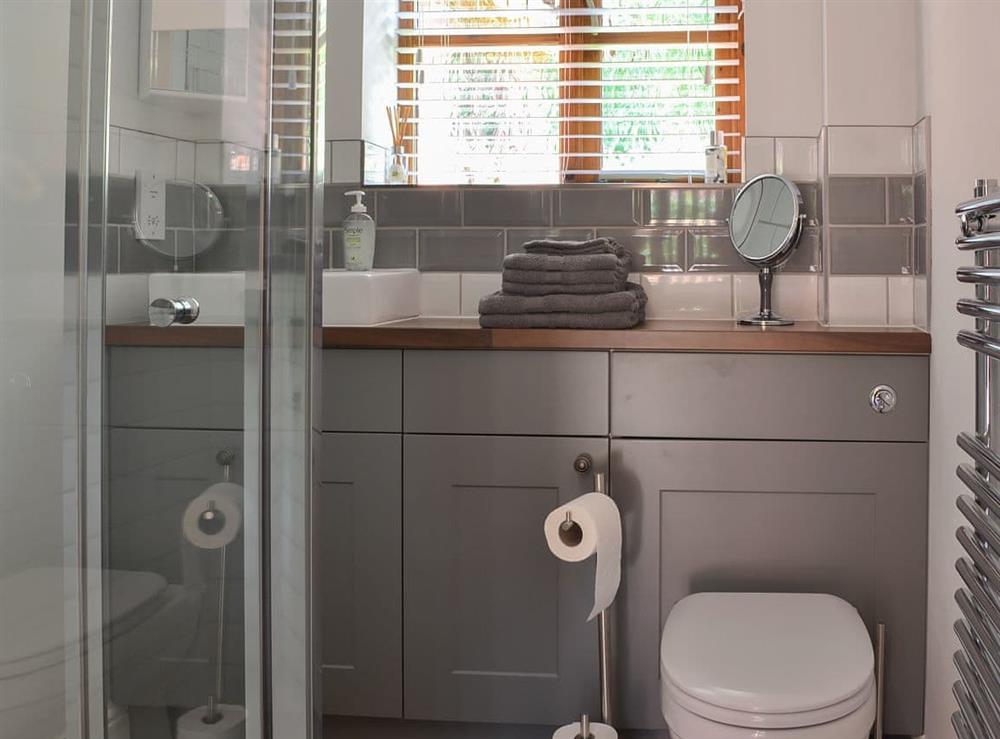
{"left": 704, "top": 130, "right": 728, "bottom": 184}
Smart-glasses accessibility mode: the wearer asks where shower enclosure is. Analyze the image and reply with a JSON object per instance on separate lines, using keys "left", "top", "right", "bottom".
{"left": 0, "top": 1, "right": 324, "bottom": 737}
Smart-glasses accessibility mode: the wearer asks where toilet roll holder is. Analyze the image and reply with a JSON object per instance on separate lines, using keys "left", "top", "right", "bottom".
{"left": 566, "top": 454, "right": 613, "bottom": 739}
{"left": 196, "top": 449, "right": 237, "bottom": 726}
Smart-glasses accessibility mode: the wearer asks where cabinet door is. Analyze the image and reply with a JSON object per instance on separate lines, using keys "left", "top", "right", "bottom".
{"left": 611, "top": 440, "right": 927, "bottom": 736}
{"left": 404, "top": 435, "right": 608, "bottom": 725}
{"left": 320, "top": 433, "right": 402, "bottom": 718}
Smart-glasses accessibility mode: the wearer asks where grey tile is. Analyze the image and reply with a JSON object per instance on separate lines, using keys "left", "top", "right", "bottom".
{"left": 328, "top": 229, "right": 344, "bottom": 268}
{"left": 829, "top": 226, "right": 912, "bottom": 275}
{"left": 323, "top": 184, "right": 364, "bottom": 227}
{"left": 686, "top": 228, "right": 751, "bottom": 272}
{"left": 914, "top": 225, "right": 928, "bottom": 275}
{"left": 914, "top": 172, "right": 927, "bottom": 225}
{"left": 108, "top": 175, "right": 134, "bottom": 225}
{"left": 598, "top": 227, "right": 683, "bottom": 272}
{"left": 418, "top": 229, "right": 505, "bottom": 271}
{"left": 196, "top": 229, "right": 256, "bottom": 272}
{"left": 646, "top": 187, "right": 733, "bottom": 226}
{"left": 376, "top": 189, "right": 461, "bottom": 227}
{"left": 166, "top": 182, "right": 194, "bottom": 227}
{"left": 506, "top": 228, "right": 595, "bottom": 253}
{"left": 374, "top": 229, "right": 417, "bottom": 268}
{"left": 783, "top": 227, "right": 822, "bottom": 273}
{"left": 172, "top": 229, "right": 196, "bottom": 261}
{"left": 796, "top": 182, "right": 823, "bottom": 226}
{"left": 205, "top": 184, "right": 255, "bottom": 230}
{"left": 554, "top": 188, "right": 641, "bottom": 226}
{"left": 828, "top": 177, "right": 887, "bottom": 225}
{"left": 119, "top": 228, "right": 181, "bottom": 273}
{"left": 464, "top": 189, "right": 551, "bottom": 226}
{"left": 887, "top": 177, "right": 915, "bottom": 224}
{"left": 104, "top": 226, "right": 120, "bottom": 273}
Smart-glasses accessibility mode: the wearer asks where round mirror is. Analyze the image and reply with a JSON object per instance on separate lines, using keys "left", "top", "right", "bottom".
{"left": 134, "top": 180, "right": 226, "bottom": 260}
{"left": 728, "top": 174, "right": 805, "bottom": 326}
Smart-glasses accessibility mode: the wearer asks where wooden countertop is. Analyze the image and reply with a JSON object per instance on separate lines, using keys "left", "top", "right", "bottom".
{"left": 106, "top": 319, "right": 931, "bottom": 354}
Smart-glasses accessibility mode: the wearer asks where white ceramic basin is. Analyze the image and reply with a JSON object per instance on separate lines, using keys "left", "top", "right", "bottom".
{"left": 147, "top": 272, "right": 245, "bottom": 325}
{"left": 323, "top": 269, "right": 419, "bottom": 326}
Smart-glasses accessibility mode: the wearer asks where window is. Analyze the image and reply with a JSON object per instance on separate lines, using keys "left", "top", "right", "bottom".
{"left": 396, "top": 0, "right": 744, "bottom": 185}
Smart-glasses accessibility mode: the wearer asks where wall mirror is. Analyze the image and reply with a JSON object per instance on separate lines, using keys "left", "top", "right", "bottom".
{"left": 729, "top": 174, "right": 804, "bottom": 326}
{"left": 140, "top": 0, "right": 250, "bottom": 100}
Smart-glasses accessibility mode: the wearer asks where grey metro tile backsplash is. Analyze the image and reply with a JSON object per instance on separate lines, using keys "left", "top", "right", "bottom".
{"left": 646, "top": 187, "right": 733, "bottom": 226}
{"left": 597, "top": 227, "right": 683, "bottom": 272}
{"left": 376, "top": 188, "right": 462, "bottom": 227}
{"left": 418, "top": 228, "right": 505, "bottom": 272}
{"left": 828, "top": 177, "right": 886, "bottom": 225}
{"left": 887, "top": 177, "right": 915, "bottom": 224}
{"left": 829, "top": 227, "right": 912, "bottom": 275}
{"left": 554, "top": 188, "right": 642, "bottom": 226}
{"left": 464, "top": 189, "right": 550, "bottom": 227}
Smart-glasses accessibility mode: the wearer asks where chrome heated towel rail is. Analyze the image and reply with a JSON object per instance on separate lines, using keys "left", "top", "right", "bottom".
{"left": 954, "top": 178, "right": 1000, "bottom": 739}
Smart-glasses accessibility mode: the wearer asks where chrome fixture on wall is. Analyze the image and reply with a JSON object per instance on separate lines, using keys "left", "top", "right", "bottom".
{"left": 953, "top": 177, "right": 1000, "bottom": 739}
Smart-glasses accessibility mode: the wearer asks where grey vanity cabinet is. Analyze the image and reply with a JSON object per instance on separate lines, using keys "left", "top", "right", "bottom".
{"left": 319, "top": 432, "right": 403, "bottom": 718}
{"left": 403, "top": 435, "right": 608, "bottom": 725}
{"left": 611, "top": 438, "right": 928, "bottom": 736}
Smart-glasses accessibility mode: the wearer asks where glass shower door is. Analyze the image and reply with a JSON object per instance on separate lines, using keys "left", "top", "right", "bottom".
{"left": 0, "top": 1, "right": 323, "bottom": 737}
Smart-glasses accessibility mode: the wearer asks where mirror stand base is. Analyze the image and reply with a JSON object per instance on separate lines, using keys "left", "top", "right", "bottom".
{"left": 738, "top": 313, "right": 795, "bottom": 327}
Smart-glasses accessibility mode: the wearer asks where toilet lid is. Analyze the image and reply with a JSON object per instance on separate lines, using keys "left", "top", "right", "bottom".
{"left": 660, "top": 593, "right": 874, "bottom": 718}
{"left": 0, "top": 567, "right": 168, "bottom": 678}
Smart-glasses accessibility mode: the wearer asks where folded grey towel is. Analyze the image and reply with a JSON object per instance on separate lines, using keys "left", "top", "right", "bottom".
{"left": 480, "top": 283, "right": 646, "bottom": 316}
{"left": 479, "top": 309, "right": 644, "bottom": 330}
{"left": 501, "top": 281, "right": 623, "bottom": 296}
{"left": 502, "top": 267, "right": 626, "bottom": 286}
{"left": 503, "top": 252, "right": 625, "bottom": 272}
{"left": 522, "top": 237, "right": 626, "bottom": 258}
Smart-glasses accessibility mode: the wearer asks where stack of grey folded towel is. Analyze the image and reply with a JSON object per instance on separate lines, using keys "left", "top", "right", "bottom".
{"left": 478, "top": 237, "right": 647, "bottom": 329}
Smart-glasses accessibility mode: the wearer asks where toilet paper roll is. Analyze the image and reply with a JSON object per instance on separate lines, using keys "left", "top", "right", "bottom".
{"left": 182, "top": 482, "right": 243, "bottom": 550}
{"left": 176, "top": 704, "right": 246, "bottom": 739}
{"left": 544, "top": 492, "right": 621, "bottom": 620}
{"left": 553, "top": 721, "right": 618, "bottom": 739}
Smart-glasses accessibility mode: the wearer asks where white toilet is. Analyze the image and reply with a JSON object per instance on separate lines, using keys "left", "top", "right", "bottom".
{"left": 660, "top": 592, "right": 876, "bottom": 739}
{"left": 0, "top": 566, "right": 197, "bottom": 739}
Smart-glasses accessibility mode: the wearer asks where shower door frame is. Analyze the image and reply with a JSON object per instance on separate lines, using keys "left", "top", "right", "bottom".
{"left": 63, "top": 0, "right": 325, "bottom": 737}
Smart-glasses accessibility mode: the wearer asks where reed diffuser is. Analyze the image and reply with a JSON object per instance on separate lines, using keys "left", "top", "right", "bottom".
{"left": 385, "top": 105, "right": 408, "bottom": 185}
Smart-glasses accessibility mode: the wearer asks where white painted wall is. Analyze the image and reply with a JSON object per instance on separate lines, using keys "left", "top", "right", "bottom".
{"left": 745, "top": 0, "right": 919, "bottom": 134}
{"left": 917, "top": 2, "right": 1000, "bottom": 736}
{"left": 744, "top": 0, "right": 824, "bottom": 137}
{"left": 824, "top": 0, "right": 918, "bottom": 126}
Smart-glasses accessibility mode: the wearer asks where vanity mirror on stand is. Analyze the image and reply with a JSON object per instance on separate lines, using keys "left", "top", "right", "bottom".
{"left": 729, "top": 174, "right": 806, "bottom": 326}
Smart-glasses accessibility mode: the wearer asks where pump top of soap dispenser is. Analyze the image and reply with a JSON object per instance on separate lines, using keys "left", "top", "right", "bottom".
{"left": 345, "top": 190, "right": 368, "bottom": 214}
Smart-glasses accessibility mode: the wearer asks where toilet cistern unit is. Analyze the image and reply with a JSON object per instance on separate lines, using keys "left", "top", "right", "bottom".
{"left": 659, "top": 593, "right": 878, "bottom": 739}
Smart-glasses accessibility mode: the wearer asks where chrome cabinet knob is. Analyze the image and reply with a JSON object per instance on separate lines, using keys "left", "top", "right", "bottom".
{"left": 870, "top": 384, "right": 898, "bottom": 414}
{"left": 149, "top": 297, "right": 200, "bottom": 327}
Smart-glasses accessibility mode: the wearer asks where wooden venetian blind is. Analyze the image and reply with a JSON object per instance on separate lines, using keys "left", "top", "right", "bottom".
{"left": 396, "top": 0, "right": 745, "bottom": 185}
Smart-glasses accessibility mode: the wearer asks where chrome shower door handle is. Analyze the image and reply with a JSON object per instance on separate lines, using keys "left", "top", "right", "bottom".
{"left": 149, "top": 297, "right": 200, "bottom": 327}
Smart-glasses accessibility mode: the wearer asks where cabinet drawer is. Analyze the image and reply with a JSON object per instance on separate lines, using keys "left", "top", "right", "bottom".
{"left": 108, "top": 347, "right": 243, "bottom": 430}
{"left": 322, "top": 349, "right": 402, "bottom": 432}
{"left": 611, "top": 353, "right": 928, "bottom": 441}
{"left": 404, "top": 350, "right": 608, "bottom": 435}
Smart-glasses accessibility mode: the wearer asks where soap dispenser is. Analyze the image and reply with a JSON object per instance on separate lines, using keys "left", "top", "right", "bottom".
{"left": 343, "top": 190, "right": 375, "bottom": 271}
